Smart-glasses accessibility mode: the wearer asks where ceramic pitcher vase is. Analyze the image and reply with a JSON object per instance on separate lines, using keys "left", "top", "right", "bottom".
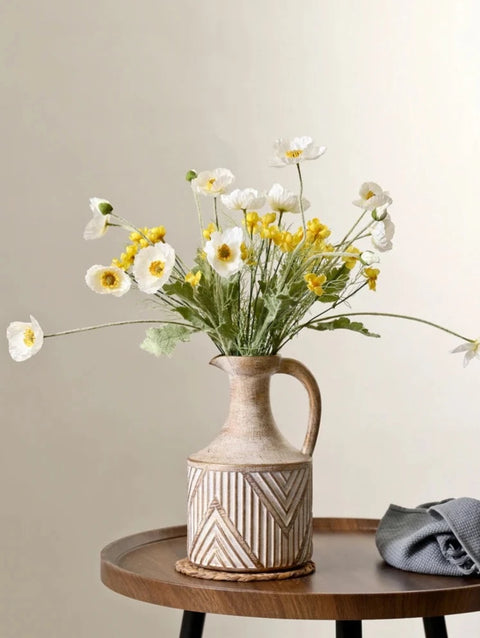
{"left": 187, "top": 355, "right": 321, "bottom": 574}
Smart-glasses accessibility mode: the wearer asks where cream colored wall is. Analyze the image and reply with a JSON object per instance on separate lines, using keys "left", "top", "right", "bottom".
{"left": 1, "top": 1, "right": 479, "bottom": 636}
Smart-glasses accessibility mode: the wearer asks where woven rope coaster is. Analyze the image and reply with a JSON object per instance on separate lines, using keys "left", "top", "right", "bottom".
{"left": 175, "top": 558, "right": 315, "bottom": 581}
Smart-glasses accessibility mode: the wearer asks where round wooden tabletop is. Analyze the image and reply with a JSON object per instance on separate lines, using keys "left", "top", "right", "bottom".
{"left": 101, "top": 517, "right": 480, "bottom": 621}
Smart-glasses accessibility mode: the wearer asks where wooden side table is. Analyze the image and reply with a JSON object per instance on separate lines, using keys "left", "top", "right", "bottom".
{"left": 100, "top": 518, "right": 480, "bottom": 637}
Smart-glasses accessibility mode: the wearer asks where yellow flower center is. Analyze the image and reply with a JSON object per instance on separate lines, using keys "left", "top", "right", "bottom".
{"left": 217, "top": 243, "right": 232, "bottom": 261}
{"left": 365, "top": 190, "right": 376, "bottom": 200}
{"left": 23, "top": 328, "right": 36, "bottom": 347}
{"left": 206, "top": 177, "right": 217, "bottom": 190}
{"left": 101, "top": 270, "right": 121, "bottom": 289}
{"left": 149, "top": 260, "right": 165, "bottom": 278}
{"left": 286, "top": 149, "right": 303, "bottom": 158}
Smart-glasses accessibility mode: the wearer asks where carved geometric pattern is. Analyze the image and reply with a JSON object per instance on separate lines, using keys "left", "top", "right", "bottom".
{"left": 187, "top": 464, "right": 312, "bottom": 571}
{"left": 188, "top": 498, "right": 262, "bottom": 569}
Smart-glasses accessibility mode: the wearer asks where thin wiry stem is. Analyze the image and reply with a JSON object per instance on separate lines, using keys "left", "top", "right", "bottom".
{"left": 44, "top": 319, "right": 191, "bottom": 339}
{"left": 308, "top": 311, "right": 474, "bottom": 343}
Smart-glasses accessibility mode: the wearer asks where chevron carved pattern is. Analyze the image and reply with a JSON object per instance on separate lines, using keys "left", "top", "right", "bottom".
{"left": 187, "top": 464, "right": 312, "bottom": 571}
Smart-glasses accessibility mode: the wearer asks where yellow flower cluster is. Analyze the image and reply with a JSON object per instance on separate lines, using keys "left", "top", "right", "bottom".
{"left": 202, "top": 223, "right": 217, "bottom": 240}
{"left": 305, "top": 218, "right": 331, "bottom": 246}
{"left": 185, "top": 271, "right": 202, "bottom": 287}
{"left": 272, "top": 227, "right": 304, "bottom": 252}
{"left": 241, "top": 242, "right": 256, "bottom": 266}
{"left": 111, "top": 226, "right": 167, "bottom": 270}
{"left": 242, "top": 213, "right": 277, "bottom": 238}
{"left": 304, "top": 273, "right": 327, "bottom": 296}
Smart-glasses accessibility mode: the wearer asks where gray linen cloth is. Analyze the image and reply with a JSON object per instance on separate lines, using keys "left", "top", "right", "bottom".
{"left": 376, "top": 498, "right": 480, "bottom": 576}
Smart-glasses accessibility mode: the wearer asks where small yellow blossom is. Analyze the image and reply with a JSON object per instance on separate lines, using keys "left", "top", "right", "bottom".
{"left": 129, "top": 231, "right": 143, "bottom": 243}
{"left": 342, "top": 246, "right": 361, "bottom": 270}
{"left": 202, "top": 223, "right": 217, "bottom": 241}
{"left": 363, "top": 267, "right": 380, "bottom": 291}
{"left": 305, "top": 273, "right": 327, "bottom": 296}
{"left": 260, "top": 223, "right": 279, "bottom": 240}
{"left": 185, "top": 271, "right": 202, "bottom": 287}
{"left": 244, "top": 212, "right": 260, "bottom": 235}
{"left": 274, "top": 227, "right": 304, "bottom": 252}
{"left": 306, "top": 218, "right": 331, "bottom": 247}
{"left": 147, "top": 226, "right": 166, "bottom": 243}
{"left": 261, "top": 212, "right": 276, "bottom": 227}
{"left": 240, "top": 242, "right": 256, "bottom": 266}
{"left": 113, "top": 243, "right": 139, "bottom": 270}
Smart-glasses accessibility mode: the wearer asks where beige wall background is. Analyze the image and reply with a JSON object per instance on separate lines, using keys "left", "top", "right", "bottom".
{"left": 1, "top": 1, "right": 479, "bottom": 636}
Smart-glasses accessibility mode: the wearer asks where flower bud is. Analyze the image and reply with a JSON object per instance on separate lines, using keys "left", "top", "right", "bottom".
{"left": 185, "top": 169, "right": 197, "bottom": 182}
{"left": 98, "top": 201, "right": 113, "bottom": 215}
{"left": 372, "top": 208, "right": 388, "bottom": 221}
{"left": 360, "top": 250, "right": 380, "bottom": 266}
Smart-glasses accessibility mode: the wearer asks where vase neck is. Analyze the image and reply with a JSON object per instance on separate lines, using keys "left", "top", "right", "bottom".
{"left": 189, "top": 356, "right": 308, "bottom": 465}
{"left": 212, "top": 356, "right": 281, "bottom": 439}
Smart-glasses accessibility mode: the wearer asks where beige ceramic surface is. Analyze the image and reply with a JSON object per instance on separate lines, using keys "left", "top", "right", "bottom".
{"left": 187, "top": 356, "right": 320, "bottom": 572}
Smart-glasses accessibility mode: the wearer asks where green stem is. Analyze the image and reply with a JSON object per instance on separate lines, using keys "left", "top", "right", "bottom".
{"left": 214, "top": 197, "right": 219, "bottom": 229}
{"left": 311, "top": 312, "right": 475, "bottom": 343}
{"left": 44, "top": 319, "right": 191, "bottom": 339}
{"left": 337, "top": 209, "right": 368, "bottom": 247}
{"left": 296, "top": 163, "right": 306, "bottom": 233}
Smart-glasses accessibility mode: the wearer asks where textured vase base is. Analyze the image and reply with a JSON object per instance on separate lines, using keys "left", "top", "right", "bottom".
{"left": 175, "top": 558, "right": 315, "bottom": 581}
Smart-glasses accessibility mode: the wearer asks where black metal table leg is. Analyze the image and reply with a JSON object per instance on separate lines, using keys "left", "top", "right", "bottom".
{"left": 336, "top": 620, "right": 362, "bottom": 637}
{"left": 423, "top": 616, "right": 448, "bottom": 638}
{"left": 179, "top": 611, "right": 206, "bottom": 638}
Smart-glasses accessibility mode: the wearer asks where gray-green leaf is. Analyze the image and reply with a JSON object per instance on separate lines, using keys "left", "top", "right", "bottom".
{"left": 140, "top": 324, "right": 197, "bottom": 357}
{"left": 308, "top": 317, "right": 381, "bottom": 338}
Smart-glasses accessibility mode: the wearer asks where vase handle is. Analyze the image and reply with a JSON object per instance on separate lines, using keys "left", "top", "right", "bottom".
{"left": 277, "top": 358, "right": 321, "bottom": 457}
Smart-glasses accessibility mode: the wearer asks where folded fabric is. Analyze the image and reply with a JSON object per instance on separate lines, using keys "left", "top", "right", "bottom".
{"left": 376, "top": 498, "right": 480, "bottom": 576}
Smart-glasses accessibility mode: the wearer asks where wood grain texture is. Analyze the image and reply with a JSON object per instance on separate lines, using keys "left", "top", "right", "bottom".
{"left": 100, "top": 518, "right": 480, "bottom": 620}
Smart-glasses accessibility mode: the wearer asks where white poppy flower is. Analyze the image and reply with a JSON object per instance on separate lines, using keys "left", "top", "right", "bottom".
{"left": 221, "top": 188, "right": 265, "bottom": 211}
{"left": 132, "top": 243, "right": 176, "bottom": 294}
{"left": 85, "top": 265, "right": 131, "bottom": 297}
{"left": 84, "top": 198, "right": 113, "bottom": 240}
{"left": 266, "top": 183, "right": 310, "bottom": 214}
{"left": 270, "top": 136, "right": 326, "bottom": 167}
{"left": 370, "top": 214, "right": 395, "bottom": 252}
{"left": 7, "top": 315, "right": 44, "bottom": 362}
{"left": 451, "top": 340, "right": 480, "bottom": 367}
{"left": 205, "top": 227, "right": 244, "bottom": 278}
{"left": 360, "top": 250, "right": 380, "bottom": 265}
{"left": 191, "top": 168, "right": 235, "bottom": 197}
{"left": 353, "top": 182, "right": 392, "bottom": 211}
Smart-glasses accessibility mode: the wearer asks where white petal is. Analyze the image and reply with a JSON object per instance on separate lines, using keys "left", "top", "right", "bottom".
{"left": 451, "top": 342, "right": 470, "bottom": 353}
{"left": 132, "top": 243, "right": 176, "bottom": 293}
{"left": 6, "top": 315, "right": 44, "bottom": 362}
{"left": 85, "top": 265, "right": 131, "bottom": 297}
{"left": 83, "top": 212, "right": 109, "bottom": 240}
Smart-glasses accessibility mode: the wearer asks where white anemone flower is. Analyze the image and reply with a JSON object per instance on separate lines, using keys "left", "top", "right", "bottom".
{"left": 132, "top": 243, "right": 176, "bottom": 294}
{"left": 221, "top": 188, "right": 265, "bottom": 211}
{"left": 270, "top": 136, "right": 326, "bottom": 167}
{"left": 370, "top": 214, "right": 395, "bottom": 252}
{"left": 353, "top": 182, "right": 392, "bottom": 211}
{"left": 85, "top": 264, "right": 131, "bottom": 297}
{"left": 205, "top": 227, "right": 244, "bottom": 278}
{"left": 451, "top": 340, "right": 480, "bottom": 367}
{"left": 266, "top": 183, "right": 310, "bottom": 214}
{"left": 191, "top": 168, "right": 235, "bottom": 197}
{"left": 84, "top": 198, "right": 113, "bottom": 240}
{"left": 7, "top": 315, "right": 44, "bottom": 362}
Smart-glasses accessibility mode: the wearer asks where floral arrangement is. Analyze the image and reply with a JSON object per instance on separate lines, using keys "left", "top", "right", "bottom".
{"left": 7, "top": 136, "right": 479, "bottom": 366}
